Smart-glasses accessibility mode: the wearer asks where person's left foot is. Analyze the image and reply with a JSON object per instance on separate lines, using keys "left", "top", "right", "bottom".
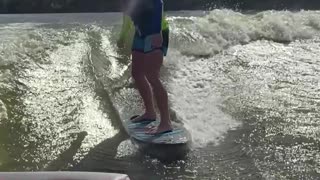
{"left": 131, "top": 113, "right": 156, "bottom": 123}
{"left": 145, "top": 123, "right": 173, "bottom": 135}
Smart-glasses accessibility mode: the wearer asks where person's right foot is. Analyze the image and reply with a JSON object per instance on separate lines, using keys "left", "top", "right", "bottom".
{"left": 145, "top": 122, "right": 173, "bottom": 135}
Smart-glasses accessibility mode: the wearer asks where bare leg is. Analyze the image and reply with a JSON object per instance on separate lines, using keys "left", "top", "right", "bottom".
{"left": 145, "top": 50, "right": 172, "bottom": 133}
{"left": 131, "top": 51, "right": 156, "bottom": 121}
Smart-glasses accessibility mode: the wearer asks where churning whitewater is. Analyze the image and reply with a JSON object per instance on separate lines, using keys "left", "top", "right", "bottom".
{"left": 0, "top": 9, "right": 320, "bottom": 179}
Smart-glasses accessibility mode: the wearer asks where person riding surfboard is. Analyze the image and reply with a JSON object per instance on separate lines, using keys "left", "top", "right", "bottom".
{"left": 119, "top": 0, "right": 172, "bottom": 135}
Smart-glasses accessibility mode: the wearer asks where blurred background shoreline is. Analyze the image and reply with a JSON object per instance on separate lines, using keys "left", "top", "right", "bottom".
{"left": 0, "top": 0, "right": 320, "bottom": 14}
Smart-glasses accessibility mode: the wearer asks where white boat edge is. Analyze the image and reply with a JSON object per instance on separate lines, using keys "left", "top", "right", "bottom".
{"left": 0, "top": 171, "right": 130, "bottom": 180}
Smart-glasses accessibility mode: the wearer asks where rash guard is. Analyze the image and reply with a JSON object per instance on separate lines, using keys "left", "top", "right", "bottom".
{"left": 129, "top": 0, "right": 164, "bottom": 37}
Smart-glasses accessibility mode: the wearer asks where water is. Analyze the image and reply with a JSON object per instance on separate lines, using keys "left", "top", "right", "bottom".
{"left": 0, "top": 10, "right": 320, "bottom": 179}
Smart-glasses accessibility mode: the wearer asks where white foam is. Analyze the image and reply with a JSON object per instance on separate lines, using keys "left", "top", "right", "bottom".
{"left": 15, "top": 30, "right": 119, "bottom": 164}
{"left": 115, "top": 140, "right": 138, "bottom": 159}
{"left": 0, "top": 69, "right": 12, "bottom": 89}
{"left": 100, "top": 28, "right": 129, "bottom": 80}
{"left": 170, "top": 9, "right": 320, "bottom": 56}
{"left": 0, "top": 70, "right": 9, "bottom": 123}
{"left": 0, "top": 99, "right": 7, "bottom": 123}
{"left": 164, "top": 50, "right": 241, "bottom": 148}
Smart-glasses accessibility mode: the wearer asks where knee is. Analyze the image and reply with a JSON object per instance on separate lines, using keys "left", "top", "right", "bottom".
{"left": 146, "top": 74, "right": 162, "bottom": 88}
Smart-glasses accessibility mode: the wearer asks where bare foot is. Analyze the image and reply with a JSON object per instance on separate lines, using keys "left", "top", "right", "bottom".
{"left": 145, "top": 123, "right": 173, "bottom": 135}
{"left": 131, "top": 113, "right": 156, "bottom": 123}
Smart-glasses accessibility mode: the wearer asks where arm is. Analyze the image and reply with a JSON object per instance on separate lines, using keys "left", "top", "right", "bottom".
{"left": 150, "top": 0, "right": 163, "bottom": 47}
{"left": 151, "top": 0, "right": 163, "bottom": 34}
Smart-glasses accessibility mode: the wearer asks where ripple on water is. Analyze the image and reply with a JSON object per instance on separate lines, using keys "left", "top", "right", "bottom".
{"left": 0, "top": 99, "right": 7, "bottom": 122}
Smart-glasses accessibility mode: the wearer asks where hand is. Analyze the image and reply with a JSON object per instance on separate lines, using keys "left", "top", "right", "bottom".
{"left": 151, "top": 33, "right": 163, "bottom": 48}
